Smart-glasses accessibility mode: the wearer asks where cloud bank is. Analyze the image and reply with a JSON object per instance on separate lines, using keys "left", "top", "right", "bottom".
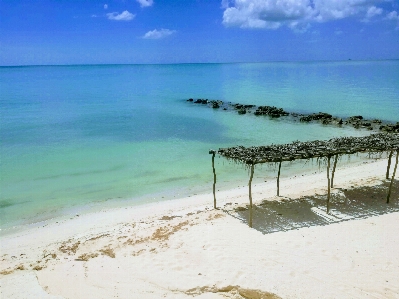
{"left": 222, "top": 0, "right": 390, "bottom": 30}
{"left": 137, "top": 0, "right": 154, "bottom": 8}
{"left": 107, "top": 10, "right": 135, "bottom": 21}
{"left": 143, "top": 29, "right": 176, "bottom": 39}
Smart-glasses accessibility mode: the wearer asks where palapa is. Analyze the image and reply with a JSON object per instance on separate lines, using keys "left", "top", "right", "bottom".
{"left": 217, "top": 133, "right": 399, "bottom": 165}
{"left": 210, "top": 133, "right": 399, "bottom": 227}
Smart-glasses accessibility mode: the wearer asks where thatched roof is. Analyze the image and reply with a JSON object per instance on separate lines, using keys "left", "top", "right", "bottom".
{"left": 216, "top": 133, "right": 399, "bottom": 165}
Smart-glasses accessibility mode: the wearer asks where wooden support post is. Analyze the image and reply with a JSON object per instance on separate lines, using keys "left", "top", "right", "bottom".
{"left": 387, "top": 151, "right": 398, "bottom": 204}
{"left": 386, "top": 151, "right": 393, "bottom": 180}
{"left": 327, "top": 155, "right": 331, "bottom": 214}
{"left": 331, "top": 154, "right": 338, "bottom": 188}
{"left": 277, "top": 161, "right": 282, "bottom": 196}
{"left": 210, "top": 150, "right": 217, "bottom": 209}
{"left": 249, "top": 164, "right": 255, "bottom": 228}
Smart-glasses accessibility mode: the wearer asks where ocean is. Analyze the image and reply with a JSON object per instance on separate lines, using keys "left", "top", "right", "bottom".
{"left": 1, "top": 60, "right": 398, "bottom": 232}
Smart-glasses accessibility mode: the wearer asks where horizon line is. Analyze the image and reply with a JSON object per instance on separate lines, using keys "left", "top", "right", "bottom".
{"left": 1, "top": 58, "right": 399, "bottom": 68}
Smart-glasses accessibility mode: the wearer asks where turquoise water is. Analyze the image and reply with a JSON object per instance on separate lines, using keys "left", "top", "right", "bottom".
{"left": 1, "top": 61, "right": 398, "bottom": 230}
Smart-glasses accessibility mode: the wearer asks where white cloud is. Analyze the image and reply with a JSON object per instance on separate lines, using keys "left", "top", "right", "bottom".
{"left": 222, "top": 0, "right": 387, "bottom": 30}
{"left": 143, "top": 29, "right": 176, "bottom": 39}
{"left": 386, "top": 10, "right": 399, "bottom": 30}
{"left": 366, "top": 6, "right": 382, "bottom": 18}
{"left": 104, "top": 4, "right": 108, "bottom": 10}
{"left": 387, "top": 10, "right": 399, "bottom": 21}
{"left": 107, "top": 10, "right": 135, "bottom": 21}
{"left": 313, "top": 0, "right": 373, "bottom": 22}
{"left": 221, "top": 0, "right": 231, "bottom": 9}
{"left": 136, "top": 0, "right": 154, "bottom": 8}
{"left": 288, "top": 20, "right": 311, "bottom": 33}
{"left": 361, "top": 5, "right": 383, "bottom": 22}
{"left": 222, "top": 0, "right": 314, "bottom": 29}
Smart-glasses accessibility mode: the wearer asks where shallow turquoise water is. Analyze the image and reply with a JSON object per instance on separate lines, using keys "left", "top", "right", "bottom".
{"left": 1, "top": 61, "right": 398, "bottom": 230}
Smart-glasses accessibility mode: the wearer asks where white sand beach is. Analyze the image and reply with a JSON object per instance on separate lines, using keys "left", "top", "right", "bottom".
{"left": 1, "top": 158, "right": 398, "bottom": 299}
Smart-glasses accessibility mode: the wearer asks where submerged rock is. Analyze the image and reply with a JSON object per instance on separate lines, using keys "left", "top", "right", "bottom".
{"left": 193, "top": 99, "right": 208, "bottom": 104}
{"left": 187, "top": 97, "right": 397, "bottom": 133}
{"left": 254, "top": 106, "right": 289, "bottom": 117}
{"left": 349, "top": 115, "right": 363, "bottom": 121}
{"left": 300, "top": 112, "right": 332, "bottom": 122}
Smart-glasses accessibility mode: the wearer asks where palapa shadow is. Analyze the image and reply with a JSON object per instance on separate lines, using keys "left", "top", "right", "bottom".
{"left": 226, "top": 180, "right": 399, "bottom": 235}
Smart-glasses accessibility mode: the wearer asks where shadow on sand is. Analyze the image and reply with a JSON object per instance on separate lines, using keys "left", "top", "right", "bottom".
{"left": 227, "top": 180, "right": 399, "bottom": 234}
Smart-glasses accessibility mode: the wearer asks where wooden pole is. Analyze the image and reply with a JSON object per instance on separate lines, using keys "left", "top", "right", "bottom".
{"left": 327, "top": 155, "right": 331, "bottom": 214}
{"left": 331, "top": 154, "right": 338, "bottom": 188}
{"left": 249, "top": 164, "right": 255, "bottom": 228}
{"left": 386, "top": 151, "right": 393, "bottom": 180}
{"left": 277, "top": 160, "right": 282, "bottom": 196}
{"left": 211, "top": 151, "right": 217, "bottom": 209}
{"left": 387, "top": 151, "right": 398, "bottom": 204}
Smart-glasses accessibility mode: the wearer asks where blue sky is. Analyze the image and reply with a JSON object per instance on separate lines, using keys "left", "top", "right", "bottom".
{"left": 1, "top": 0, "right": 398, "bottom": 65}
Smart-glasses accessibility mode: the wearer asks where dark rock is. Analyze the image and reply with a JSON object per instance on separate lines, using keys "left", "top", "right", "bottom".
{"left": 212, "top": 102, "right": 220, "bottom": 109}
{"left": 187, "top": 98, "right": 397, "bottom": 133}
{"left": 380, "top": 123, "right": 399, "bottom": 133}
{"left": 254, "top": 105, "right": 289, "bottom": 117}
{"left": 233, "top": 104, "right": 244, "bottom": 110}
{"left": 322, "top": 119, "right": 332, "bottom": 125}
{"left": 349, "top": 115, "right": 363, "bottom": 121}
{"left": 300, "top": 112, "right": 332, "bottom": 122}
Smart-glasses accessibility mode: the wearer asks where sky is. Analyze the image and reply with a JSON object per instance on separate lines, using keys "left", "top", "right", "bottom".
{"left": 0, "top": 0, "right": 398, "bottom": 65}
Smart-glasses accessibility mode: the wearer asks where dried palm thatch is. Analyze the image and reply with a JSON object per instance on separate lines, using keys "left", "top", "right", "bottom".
{"left": 217, "top": 133, "right": 399, "bottom": 165}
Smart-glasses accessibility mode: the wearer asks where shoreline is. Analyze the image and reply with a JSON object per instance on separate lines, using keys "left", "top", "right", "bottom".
{"left": 1, "top": 158, "right": 398, "bottom": 298}
{"left": 0, "top": 150, "right": 386, "bottom": 235}
{"left": 0, "top": 156, "right": 395, "bottom": 238}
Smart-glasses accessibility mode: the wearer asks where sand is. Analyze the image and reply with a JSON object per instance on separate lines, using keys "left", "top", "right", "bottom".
{"left": 1, "top": 158, "right": 398, "bottom": 299}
